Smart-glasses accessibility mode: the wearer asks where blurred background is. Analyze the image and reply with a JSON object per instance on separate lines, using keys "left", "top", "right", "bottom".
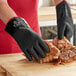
{"left": 39, "top": 0, "right": 76, "bottom": 7}
{"left": 38, "top": 0, "right": 76, "bottom": 45}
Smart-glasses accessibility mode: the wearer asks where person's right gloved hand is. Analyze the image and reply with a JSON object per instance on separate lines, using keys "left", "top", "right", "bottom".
{"left": 56, "top": 1, "right": 74, "bottom": 40}
{"left": 5, "top": 17, "right": 50, "bottom": 61}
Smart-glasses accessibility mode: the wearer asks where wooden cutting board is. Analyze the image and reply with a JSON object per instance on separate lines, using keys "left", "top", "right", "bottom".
{"left": 0, "top": 53, "right": 76, "bottom": 76}
{"left": 0, "top": 66, "right": 6, "bottom": 76}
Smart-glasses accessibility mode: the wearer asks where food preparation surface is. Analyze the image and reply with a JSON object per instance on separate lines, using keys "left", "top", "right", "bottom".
{"left": 0, "top": 53, "right": 76, "bottom": 76}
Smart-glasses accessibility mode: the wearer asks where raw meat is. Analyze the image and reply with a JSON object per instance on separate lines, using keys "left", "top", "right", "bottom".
{"left": 39, "top": 37, "right": 76, "bottom": 65}
{"left": 39, "top": 40, "right": 60, "bottom": 64}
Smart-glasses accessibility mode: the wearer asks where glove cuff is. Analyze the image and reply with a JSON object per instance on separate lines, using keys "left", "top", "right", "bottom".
{"left": 56, "top": 0, "right": 70, "bottom": 7}
{"left": 5, "top": 17, "right": 30, "bottom": 35}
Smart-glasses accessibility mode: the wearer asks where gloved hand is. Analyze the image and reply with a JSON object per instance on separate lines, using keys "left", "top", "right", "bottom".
{"left": 5, "top": 17, "right": 50, "bottom": 61}
{"left": 56, "top": 1, "right": 73, "bottom": 40}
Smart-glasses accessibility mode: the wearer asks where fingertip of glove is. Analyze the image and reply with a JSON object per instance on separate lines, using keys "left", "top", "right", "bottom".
{"left": 41, "top": 53, "right": 46, "bottom": 58}
{"left": 28, "top": 58, "right": 33, "bottom": 61}
{"left": 58, "top": 35, "right": 64, "bottom": 40}
{"left": 46, "top": 48, "right": 50, "bottom": 53}
{"left": 35, "top": 57, "right": 40, "bottom": 61}
{"left": 44, "top": 44, "right": 50, "bottom": 53}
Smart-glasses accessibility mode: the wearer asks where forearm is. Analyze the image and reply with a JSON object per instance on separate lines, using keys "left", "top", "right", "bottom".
{"left": 0, "top": 1, "right": 17, "bottom": 24}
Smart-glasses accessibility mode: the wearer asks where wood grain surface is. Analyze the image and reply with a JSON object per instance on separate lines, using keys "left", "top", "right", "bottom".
{"left": 0, "top": 53, "right": 76, "bottom": 76}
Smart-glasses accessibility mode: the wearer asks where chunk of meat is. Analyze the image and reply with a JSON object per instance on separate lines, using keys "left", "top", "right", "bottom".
{"left": 52, "top": 37, "right": 72, "bottom": 50}
{"left": 53, "top": 37, "right": 76, "bottom": 64}
{"left": 39, "top": 40, "right": 60, "bottom": 64}
{"left": 39, "top": 37, "right": 76, "bottom": 65}
{"left": 52, "top": 37, "right": 76, "bottom": 64}
{"left": 58, "top": 46, "right": 76, "bottom": 64}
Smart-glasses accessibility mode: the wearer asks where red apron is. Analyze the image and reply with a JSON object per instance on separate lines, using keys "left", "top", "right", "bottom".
{"left": 0, "top": 0, "right": 41, "bottom": 54}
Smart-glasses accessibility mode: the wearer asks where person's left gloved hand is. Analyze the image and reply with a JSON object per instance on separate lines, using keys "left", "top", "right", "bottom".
{"left": 56, "top": 1, "right": 74, "bottom": 40}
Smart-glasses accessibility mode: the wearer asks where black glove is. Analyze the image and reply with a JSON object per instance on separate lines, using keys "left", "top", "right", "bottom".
{"left": 5, "top": 17, "right": 50, "bottom": 61}
{"left": 56, "top": 1, "right": 74, "bottom": 40}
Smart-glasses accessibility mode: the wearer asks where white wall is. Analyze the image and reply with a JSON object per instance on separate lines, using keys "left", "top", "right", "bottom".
{"left": 70, "top": 0, "right": 76, "bottom": 4}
